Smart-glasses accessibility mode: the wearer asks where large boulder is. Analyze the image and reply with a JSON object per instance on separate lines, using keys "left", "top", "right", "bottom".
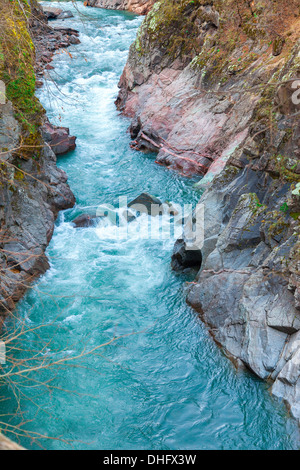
{"left": 57, "top": 11, "right": 74, "bottom": 20}
{"left": 42, "top": 121, "right": 76, "bottom": 155}
{"left": 42, "top": 6, "right": 63, "bottom": 19}
{"left": 171, "top": 239, "right": 202, "bottom": 271}
{"left": 72, "top": 214, "right": 99, "bottom": 228}
{"left": 118, "top": 192, "right": 163, "bottom": 222}
{"left": 128, "top": 192, "right": 163, "bottom": 216}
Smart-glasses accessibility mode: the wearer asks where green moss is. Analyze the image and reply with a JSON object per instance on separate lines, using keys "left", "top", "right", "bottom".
{"left": 247, "top": 193, "right": 267, "bottom": 215}
{"left": 242, "top": 23, "right": 266, "bottom": 40}
{"left": 253, "top": 83, "right": 278, "bottom": 124}
{"left": 213, "top": 164, "right": 240, "bottom": 187}
{"left": 267, "top": 214, "right": 289, "bottom": 238}
{"left": 134, "top": 0, "right": 298, "bottom": 96}
{"left": 136, "top": 0, "right": 207, "bottom": 61}
{"left": 188, "top": 13, "right": 265, "bottom": 83}
{"left": 14, "top": 169, "right": 24, "bottom": 180}
{"left": 274, "top": 154, "right": 300, "bottom": 183}
{"left": 0, "top": 0, "right": 45, "bottom": 158}
{"left": 259, "top": 209, "right": 291, "bottom": 245}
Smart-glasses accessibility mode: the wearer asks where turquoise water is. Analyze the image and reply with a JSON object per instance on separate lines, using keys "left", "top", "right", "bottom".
{"left": 1, "top": 1, "right": 299, "bottom": 450}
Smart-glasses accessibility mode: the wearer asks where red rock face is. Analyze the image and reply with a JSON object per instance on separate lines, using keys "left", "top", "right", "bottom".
{"left": 42, "top": 120, "right": 77, "bottom": 155}
{"left": 115, "top": 2, "right": 255, "bottom": 178}
{"left": 117, "top": 63, "right": 252, "bottom": 178}
{"left": 114, "top": 0, "right": 300, "bottom": 424}
{"left": 85, "top": 0, "right": 155, "bottom": 15}
{"left": 116, "top": 1, "right": 300, "bottom": 180}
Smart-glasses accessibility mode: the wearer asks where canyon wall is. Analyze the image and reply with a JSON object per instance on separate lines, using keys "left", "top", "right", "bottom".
{"left": 0, "top": 0, "right": 75, "bottom": 327}
{"left": 117, "top": 0, "right": 300, "bottom": 422}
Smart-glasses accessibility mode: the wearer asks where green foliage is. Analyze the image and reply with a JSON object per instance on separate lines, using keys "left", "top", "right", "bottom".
{"left": 275, "top": 154, "right": 300, "bottom": 183}
{"left": 137, "top": 0, "right": 205, "bottom": 61}
{"left": 0, "top": 0, "right": 45, "bottom": 158}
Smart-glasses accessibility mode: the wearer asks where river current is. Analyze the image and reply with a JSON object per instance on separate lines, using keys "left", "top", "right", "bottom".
{"left": 1, "top": 1, "right": 299, "bottom": 450}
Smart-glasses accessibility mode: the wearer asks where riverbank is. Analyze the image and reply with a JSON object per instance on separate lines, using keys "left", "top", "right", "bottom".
{"left": 115, "top": 0, "right": 300, "bottom": 423}
{"left": 0, "top": 1, "right": 78, "bottom": 330}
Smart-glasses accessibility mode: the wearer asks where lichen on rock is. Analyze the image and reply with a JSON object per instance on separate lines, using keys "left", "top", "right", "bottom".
{"left": 0, "top": 1, "right": 45, "bottom": 139}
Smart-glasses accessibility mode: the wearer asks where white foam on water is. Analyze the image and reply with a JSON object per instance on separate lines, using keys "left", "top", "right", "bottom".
{"left": 4, "top": 1, "right": 298, "bottom": 451}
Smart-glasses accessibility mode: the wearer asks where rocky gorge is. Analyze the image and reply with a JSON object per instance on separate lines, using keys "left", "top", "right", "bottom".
{"left": 0, "top": 0, "right": 299, "bottom": 450}
{"left": 112, "top": 0, "right": 300, "bottom": 424}
{"left": 0, "top": 0, "right": 77, "bottom": 329}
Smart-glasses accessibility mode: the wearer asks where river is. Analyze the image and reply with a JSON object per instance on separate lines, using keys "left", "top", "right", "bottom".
{"left": 1, "top": 1, "right": 299, "bottom": 450}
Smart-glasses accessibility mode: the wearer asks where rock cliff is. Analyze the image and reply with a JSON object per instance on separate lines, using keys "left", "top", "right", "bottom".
{"left": 0, "top": 0, "right": 75, "bottom": 328}
{"left": 117, "top": 0, "right": 300, "bottom": 422}
{"left": 85, "top": 0, "right": 156, "bottom": 15}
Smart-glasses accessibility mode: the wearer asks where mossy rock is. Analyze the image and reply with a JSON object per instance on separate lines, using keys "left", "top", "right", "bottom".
{"left": 0, "top": 0, "right": 45, "bottom": 158}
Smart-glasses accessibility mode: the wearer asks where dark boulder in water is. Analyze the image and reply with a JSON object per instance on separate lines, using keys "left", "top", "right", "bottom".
{"left": 57, "top": 11, "right": 74, "bottom": 20}
{"left": 171, "top": 239, "right": 202, "bottom": 271}
{"left": 72, "top": 214, "right": 98, "bottom": 228}
{"left": 128, "top": 192, "right": 163, "bottom": 216}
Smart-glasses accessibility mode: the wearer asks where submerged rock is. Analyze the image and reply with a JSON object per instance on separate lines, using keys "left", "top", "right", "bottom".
{"left": 42, "top": 7, "right": 74, "bottom": 20}
{"left": 69, "top": 35, "right": 81, "bottom": 45}
{"left": 128, "top": 192, "right": 163, "bottom": 216}
{"left": 72, "top": 214, "right": 99, "bottom": 228}
{"left": 72, "top": 194, "right": 164, "bottom": 228}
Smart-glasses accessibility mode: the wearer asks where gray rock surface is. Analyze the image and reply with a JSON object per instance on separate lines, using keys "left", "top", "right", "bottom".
{"left": 42, "top": 120, "right": 77, "bottom": 155}
{"left": 0, "top": 93, "right": 75, "bottom": 327}
{"left": 184, "top": 161, "right": 300, "bottom": 422}
{"left": 116, "top": 0, "right": 300, "bottom": 421}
